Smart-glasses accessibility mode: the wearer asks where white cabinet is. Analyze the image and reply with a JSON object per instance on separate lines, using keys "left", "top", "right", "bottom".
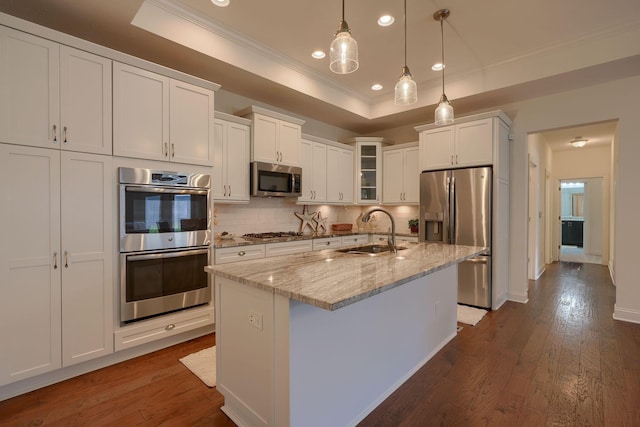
{"left": 266, "top": 240, "right": 313, "bottom": 257}
{"left": 417, "top": 117, "right": 493, "bottom": 171}
{"left": 239, "top": 106, "right": 305, "bottom": 167}
{"left": 0, "top": 144, "right": 113, "bottom": 386}
{"left": 298, "top": 137, "right": 327, "bottom": 203}
{"left": 339, "top": 234, "right": 368, "bottom": 247}
{"left": 312, "top": 237, "right": 342, "bottom": 251}
{"left": 0, "top": 27, "right": 112, "bottom": 154}
{"left": 382, "top": 144, "right": 419, "bottom": 204}
{"left": 326, "top": 145, "right": 354, "bottom": 204}
{"left": 113, "top": 62, "right": 215, "bottom": 166}
{"left": 351, "top": 138, "right": 384, "bottom": 204}
{"left": 213, "top": 113, "right": 251, "bottom": 203}
{"left": 215, "top": 245, "right": 266, "bottom": 265}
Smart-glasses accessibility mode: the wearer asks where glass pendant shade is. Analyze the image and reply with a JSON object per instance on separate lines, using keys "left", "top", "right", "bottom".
{"left": 394, "top": 67, "right": 417, "bottom": 105}
{"left": 330, "top": 24, "right": 359, "bottom": 74}
{"left": 435, "top": 94, "right": 454, "bottom": 125}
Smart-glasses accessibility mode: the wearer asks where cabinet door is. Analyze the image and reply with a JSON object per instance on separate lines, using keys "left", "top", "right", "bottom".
{"left": 298, "top": 139, "right": 314, "bottom": 202}
{"left": 455, "top": 118, "right": 493, "bottom": 167}
{"left": 113, "top": 62, "right": 169, "bottom": 161}
{"left": 226, "top": 122, "right": 251, "bottom": 202}
{"left": 252, "top": 113, "right": 278, "bottom": 163}
{"left": 311, "top": 142, "right": 327, "bottom": 202}
{"left": 383, "top": 149, "right": 404, "bottom": 204}
{"left": 0, "top": 144, "right": 62, "bottom": 385}
{"left": 403, "top": 147, "right": 420, "bottom": 203}
{"left": 419, "top": 127, "right": 454, "bottom": 171}
{"left": 326, "top": 145, "right": 342, "bottom": 203}
{"left": 339, "top": 149, "right": 354, "bottom": 203}
{"left": 357, "top": 143, "right": 381, "bottom": 203}
{"left": 170, "top": 79, "right": 215, "bottom": 166}
{"left": 212, "top": 119, "right": 226, "bottom": 200}
{"left": 60, "top": 152, "right": 113, "bottom": 366}
{"left": 59, "top": 46, "right": 112, "bottom": 155}
{"left": 278, "top": 121, "right": 301, "bottom": 166}
{"left": 0, "top": 27, "right": 59, "bottom": 149}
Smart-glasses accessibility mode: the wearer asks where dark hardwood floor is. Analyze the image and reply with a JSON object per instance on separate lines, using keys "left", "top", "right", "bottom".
{"left": 1, "top": 261, "right": 639, "bottom": 426}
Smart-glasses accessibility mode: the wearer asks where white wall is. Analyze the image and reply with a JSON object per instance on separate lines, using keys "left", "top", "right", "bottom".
{"left": 506, "top": 76, "right": 639, "bottom": 323}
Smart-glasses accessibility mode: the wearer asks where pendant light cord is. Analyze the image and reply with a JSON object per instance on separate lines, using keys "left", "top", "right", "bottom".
{"left": 440, "top": 17, "right": 445, "bottom": 95}
{"left": 341, "top": 0, "right": 345, "bottom": 22}
{"left": 403, "top": 0, "right": 407, "bottom": 66}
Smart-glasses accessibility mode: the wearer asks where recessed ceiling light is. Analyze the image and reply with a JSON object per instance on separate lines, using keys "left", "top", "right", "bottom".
{"left": 211, "top": 0, "right": 229, "bottom": 6}
{"left": 312, "top": 50, "right": 326, "bottom": 59}
{"left": 378, "top": 15, "right": 394, "bottom": 27}
{"left": 570, "top": 136, "right": 588, "bottom": 148}
{"left": 371, "top": 84, "right": 383, "bottom": 91}
{"left": 431, "top": 63, "right": 444, "bottom": 71}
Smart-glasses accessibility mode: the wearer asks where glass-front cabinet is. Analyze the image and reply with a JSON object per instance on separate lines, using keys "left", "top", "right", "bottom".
{"left": 352, "top": 137, "right": 384, "bottom": 204}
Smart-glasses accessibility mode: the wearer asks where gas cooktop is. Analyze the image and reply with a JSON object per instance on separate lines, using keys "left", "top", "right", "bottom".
{"left": 242, "top": 231, "right": 304, "bottom": 241}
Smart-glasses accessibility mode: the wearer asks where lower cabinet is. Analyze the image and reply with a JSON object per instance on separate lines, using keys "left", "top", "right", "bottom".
{"left": 0, "top": 144, "right": 113, "bottom": 386}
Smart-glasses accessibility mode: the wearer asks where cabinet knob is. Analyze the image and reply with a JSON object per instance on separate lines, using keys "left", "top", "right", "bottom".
{"left": 165, "top": 324, "right": 176, "bottom": 331}
{"left": 325, "top": 241, "right": 330, "bottom": 245}
{"left": 238, "top": 251, "right": 246, "bottom": 256}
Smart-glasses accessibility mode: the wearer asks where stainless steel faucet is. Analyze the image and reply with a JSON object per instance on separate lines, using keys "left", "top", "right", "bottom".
{"left": 362, "top": 208, "right": 397, "bottom": 254}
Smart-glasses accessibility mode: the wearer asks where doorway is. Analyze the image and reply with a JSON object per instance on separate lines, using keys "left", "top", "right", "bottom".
{"left": 559, "top": 178, "right": 603, "bottom": 264}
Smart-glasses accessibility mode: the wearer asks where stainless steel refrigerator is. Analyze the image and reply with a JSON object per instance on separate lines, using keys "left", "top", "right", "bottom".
{"left": 419, "top": 166, "right": 492, "bottom": 308}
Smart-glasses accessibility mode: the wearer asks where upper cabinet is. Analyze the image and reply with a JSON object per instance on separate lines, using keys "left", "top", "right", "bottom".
{"left": 382, "top": 143, "right": 419, "bottom": 204}
{"left": 113, "top": 62, "right": 215, "bottom": 166}
{"left": 417, "top": 115, "right": 508, "bottom": 171}
{"left": 326, "top": 144, "right": 354, "bottom": 204}
{"left": 239, "top": 106, "right": 305, "bottom": 167}
{"left": 213, "top": 112, "right": 251, "bottom": 203}
{"left": 298, "top": 136, "right": 328, "bottom": 203}
{"left": 0, "top": 27, "right": 112, "bottom": 154}
{"left": 350, "top": 137, "right": 384, "bottom": 204}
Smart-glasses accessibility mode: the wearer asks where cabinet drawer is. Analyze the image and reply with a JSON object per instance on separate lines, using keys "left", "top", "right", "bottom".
{"left": 312, "top": 237, "right": 342, "bottom": 250}
{"left": 266, "top": 240, "right": 313, "bottom": 257}
{"left": 114, "top": 306, "right": 214, "bottom": 351}
{"left": 341, "top": 234, "right": 368, "bottom": 246}
{"left": 215, "top": 245, "right": 266, "bottom": 264}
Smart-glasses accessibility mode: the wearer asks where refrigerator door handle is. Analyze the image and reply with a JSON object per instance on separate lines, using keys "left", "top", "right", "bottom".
{"left": 449, "top": 176, "right": 456, "bottom": 244}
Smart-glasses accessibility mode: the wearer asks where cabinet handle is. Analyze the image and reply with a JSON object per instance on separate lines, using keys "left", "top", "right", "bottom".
{"left": 228, "top": 185, "right": 231, "bottom": 197}
{"left": 171, "top": 143, "right": 175, "bottom": 158}
{"left": 238, "top": 251, "right": 246, "bottom": 256}
{"left": 165, "top": 324, "right": 176, "bottom": 331}
{"left": 53, "top": 251, "right": 58, "bottom": 270}
{"left": 223, "top": 185, "right": 227, "bottom": 197}
{"left": 325, "top": 241, "right": 331, "bottom": 245}
{"left": 63, "top": 126, "right": 68, "bottom": 144}
{"left": 456, "top": 154, "right": 458, "bottom": 164}
{"left": 52, "top": 124, "right": 57, "bottom": 143}
{"left": 164, "top": 143, "right": 169, "bottom": 157}
{"left": 64, "top": 250, "right": 69, "bottom": 268}
{"left": 451, "top": 155, "right": 454, "bottom": 165}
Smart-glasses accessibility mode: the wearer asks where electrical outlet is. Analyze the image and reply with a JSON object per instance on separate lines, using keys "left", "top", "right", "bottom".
{"left": 248, "top": 311, "right": 263, "bottom": 330}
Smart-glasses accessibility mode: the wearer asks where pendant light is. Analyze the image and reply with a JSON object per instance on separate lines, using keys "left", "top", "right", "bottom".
{"left": 330, "top": 0, "right": 359, "bottom": 74}
{"left": 394, "top": 0, "right": 417, "bottom": 105}
{"left": 434, "top": 9, "right": 453, "bottom": 125}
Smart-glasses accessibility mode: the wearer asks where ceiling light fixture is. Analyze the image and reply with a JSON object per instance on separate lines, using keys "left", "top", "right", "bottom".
{"left": 330, "top": 0, "right": 359, "bottom": 74}
{"left": 431, "top": 63, "right": 444, "bottom": 71}
{"left": 394, "top": 0, "right": 417, "bottom": 105}
{"left": 570, "top": 136, "right": 588, "bottom": 148}
{"left": 312, "top": 50, "right": 326, "bottom": 59}
{"left": 434, "top": 9, "right": 453, "bottom": 125}
{"left": 210, "top": 0, "right": 229, "bottom": 7}
{"left": 378, "top": 15, "right": 394, "bottom": 27}
{"left": 371, "top": 83, "right": 383, "bottom": 91}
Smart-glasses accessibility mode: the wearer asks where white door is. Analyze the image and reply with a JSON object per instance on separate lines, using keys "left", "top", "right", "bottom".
{"left": 252, "top": 114, "right": 278, "bottom": 163}
{"left": 339, "top": 149, "right": 354, "bottom": 203}
{"left": 0, "top": 27, "right": 59, "bottom": 149}
{"left": 0, "top": 144, "right": 62, "bottom": 385}
{"left": 311, "top": 142, "right": 327, "bottom": 201}
{"left": 170, "top": 79, "right": 215, "bottom": 166}
{"left": 326, "top": 146, "right": 342, "bottom": 202}
{"left": 278, "top": 121, "right": 301, "bottom": 166}
{"left": 419, "top": 126, "right": 454, "bottom": 171}
{"left": 403, "top": 146, "right": 420, "bottom": 203}
{"left": 383, "top": 149, "right": 403, "bottom": 203}
{"left": 455, "top": 118, "right": 493, "bottom": 167}
{"left": 60, "top": 152, "right": 113, "bottom": 366}
{"left": 59, "top": 46, "right": 112, "bottom": 155}
{"left": 113, "top": 62, "right": 169, "bottom": 161}
{"left": 212, "top": 119, "right": 226, "bottom": 200}
{"left": 298, "top": 139, "right": 314, "bottom": 202}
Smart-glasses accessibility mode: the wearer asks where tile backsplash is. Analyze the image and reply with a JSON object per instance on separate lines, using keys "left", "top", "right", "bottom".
{"left": 214, "top": 199, "right": 419, "bottom": 236}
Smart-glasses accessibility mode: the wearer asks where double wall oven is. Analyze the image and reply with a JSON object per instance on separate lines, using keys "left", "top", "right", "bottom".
{"left": 119, "top": 167, "right": 212, "bottom": 323}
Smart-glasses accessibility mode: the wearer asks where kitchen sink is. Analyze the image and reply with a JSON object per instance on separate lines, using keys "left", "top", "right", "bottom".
{"left": 336, "top": 244, "right": 407, "bottom": 255}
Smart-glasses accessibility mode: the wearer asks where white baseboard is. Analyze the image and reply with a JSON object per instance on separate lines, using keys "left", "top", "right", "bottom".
{"left": 507, "top": 291, "right": 529, "bottom": 304}
{"left": 613, "top": 304, "right": 640, "bottom": 324}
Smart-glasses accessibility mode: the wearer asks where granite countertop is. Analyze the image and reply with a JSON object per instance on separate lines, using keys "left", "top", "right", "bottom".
{"left": 213, "top": 231, "right": 420, "bottom": 248}
{"left": 206, "top": 242, "right": 486, "bottom": 311}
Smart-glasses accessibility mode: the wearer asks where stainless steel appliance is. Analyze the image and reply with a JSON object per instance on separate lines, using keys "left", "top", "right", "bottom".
{"left": 250, "top": 161, "right": 302, "bottom": 197}
{"left": 419, "top": 166, "right": 492, "bottom": 308}
{"left": 119, "top": 167, "right": 212, "bottom": 322}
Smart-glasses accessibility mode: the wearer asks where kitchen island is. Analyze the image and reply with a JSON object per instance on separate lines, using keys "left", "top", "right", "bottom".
{"left": 206, "top": 242, "right": 486, "bottom": 427}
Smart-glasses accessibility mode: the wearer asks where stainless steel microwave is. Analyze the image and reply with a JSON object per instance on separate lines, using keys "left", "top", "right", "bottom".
{"left": 250, "top": 161, "right": 302, "bottom": 197}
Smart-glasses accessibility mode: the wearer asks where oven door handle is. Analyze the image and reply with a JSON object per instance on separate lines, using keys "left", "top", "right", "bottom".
{"left": 125, "top": 185, "right": 209, "bottom": 196}
{"left": 126, "top": 248, "right": 209, "bottom": 261}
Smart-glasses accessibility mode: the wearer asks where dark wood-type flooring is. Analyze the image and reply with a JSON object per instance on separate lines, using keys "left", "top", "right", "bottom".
{"left": 1, "top": 262, "right": 639, "bottom": 426}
